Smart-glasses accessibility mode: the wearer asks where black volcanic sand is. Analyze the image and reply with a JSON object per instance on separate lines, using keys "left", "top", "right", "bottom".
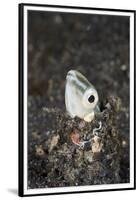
{"left": 28, "top": 11, "right": 129, "bottom": 189}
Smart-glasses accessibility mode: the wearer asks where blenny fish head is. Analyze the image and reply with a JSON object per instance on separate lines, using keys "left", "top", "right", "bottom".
{"left": 65, "top": 70, "right": 99, "bottom": 122}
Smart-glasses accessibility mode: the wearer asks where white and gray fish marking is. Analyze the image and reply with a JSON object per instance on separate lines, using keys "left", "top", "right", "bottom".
{"left": 65, "top": 70, "right": 100, "bottom": 122}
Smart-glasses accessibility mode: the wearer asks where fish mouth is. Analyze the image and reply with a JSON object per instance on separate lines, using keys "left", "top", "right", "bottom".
{"left": 66, "top": 70, "right": 77, "bottom": 80}
{"left": 67, "top": 70, "right": 76, "bottom": 76}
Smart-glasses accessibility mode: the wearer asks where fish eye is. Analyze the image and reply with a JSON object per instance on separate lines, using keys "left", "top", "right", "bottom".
{"left": 82, "top": 88, "right": 98, "bottom": 108}
{"left": 88, "top": 95, "right": 95, "bottom": 103}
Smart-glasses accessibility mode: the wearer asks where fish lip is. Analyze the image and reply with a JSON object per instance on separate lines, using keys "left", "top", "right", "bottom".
{"left": 67, "top": 70, "right": 76, "bottom": 76}
{"left": 66, "top": 70, "right": 76, "bottom": 80}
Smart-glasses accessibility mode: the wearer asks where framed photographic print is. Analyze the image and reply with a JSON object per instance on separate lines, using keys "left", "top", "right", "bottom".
{"left": 18, "top": 3, "right": 136, "bottom": 197}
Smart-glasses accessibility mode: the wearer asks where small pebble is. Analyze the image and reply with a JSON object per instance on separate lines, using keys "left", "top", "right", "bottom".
{"left": 92, "top": 136, "right": 103, "bottom": 153}
{"left": 32, "top": 131, "right": 40, "bottom": 139}
{"left": 35, "top": 145, "right": 45, "bottom": 156}
{"left": 79, "top": 120, "right": 86, "bottom": 129}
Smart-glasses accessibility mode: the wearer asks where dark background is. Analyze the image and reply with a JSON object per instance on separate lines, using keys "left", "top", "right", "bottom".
{"left": 28, "top": 10, "right": 129, "bottom": 108}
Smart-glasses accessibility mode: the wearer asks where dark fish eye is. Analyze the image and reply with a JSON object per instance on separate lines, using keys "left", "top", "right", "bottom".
{"left": 88, "top": 95, "right": 95, "bottom": 103}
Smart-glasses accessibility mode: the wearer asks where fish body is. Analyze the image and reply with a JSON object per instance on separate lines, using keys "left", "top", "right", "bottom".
{"left": 65, "top": 70, "right": 100, "bottom": 122}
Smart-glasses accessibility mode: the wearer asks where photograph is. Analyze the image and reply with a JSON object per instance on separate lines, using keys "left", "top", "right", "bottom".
{"left": 19, "top": 3, "right": 136, "bottom": 196}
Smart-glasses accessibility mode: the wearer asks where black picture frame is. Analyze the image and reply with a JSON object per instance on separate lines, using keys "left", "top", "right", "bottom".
{"left": 18, "top": 3, "right": 136, "bottom": 197}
